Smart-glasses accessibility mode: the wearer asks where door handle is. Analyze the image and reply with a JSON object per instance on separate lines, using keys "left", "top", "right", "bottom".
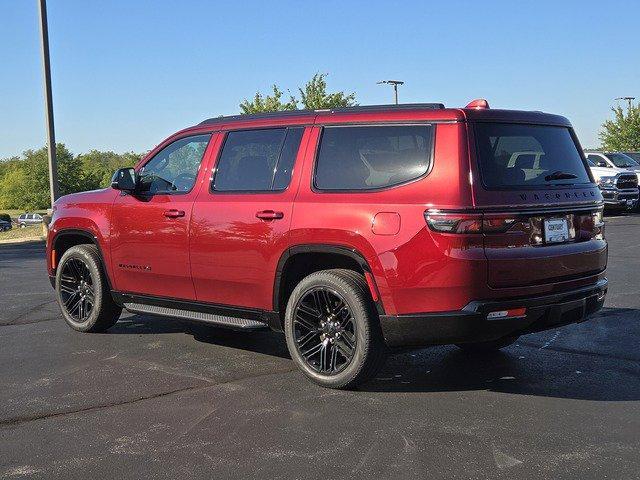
{"left": 164, "top": 209, "right": 185, "bottom": 218}
{"left": 256, "top": 210, "right": 284, "bottom": 220}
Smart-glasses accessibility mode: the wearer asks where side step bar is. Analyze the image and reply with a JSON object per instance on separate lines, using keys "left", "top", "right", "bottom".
{"left": 123, "top": 303, "right": 268, "bottom": 330}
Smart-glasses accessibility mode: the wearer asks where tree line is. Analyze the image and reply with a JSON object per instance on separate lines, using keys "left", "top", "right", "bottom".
{"left": 0, "top": 145, "right": 142, "bottom": 210}
{"left": 1, "top": 72, "right": 638, "bottom": 211}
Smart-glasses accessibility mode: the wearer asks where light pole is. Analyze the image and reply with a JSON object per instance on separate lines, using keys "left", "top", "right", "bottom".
{"left": 615, "top": 96, "right": 636, "bottom": 112}
{"left": 38, "top": 0, "right": 59, "bottom": 207}
{"left": 377, "top": 80, "right": 404, "bottom": 105}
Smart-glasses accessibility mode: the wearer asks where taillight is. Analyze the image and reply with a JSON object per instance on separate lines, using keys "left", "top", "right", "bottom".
{"left": 424, "top": 212, "right": 482, "bottom": 233}
{"left": 425, "top": 211, "right": 517, "bottom": 234}
{"left": 591, "top": 208, "right": 605, "bottom": 240}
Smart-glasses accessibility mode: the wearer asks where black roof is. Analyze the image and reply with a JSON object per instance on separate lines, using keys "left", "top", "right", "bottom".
{"left": 198, "top": 103, "right": 446, "bottom": 126}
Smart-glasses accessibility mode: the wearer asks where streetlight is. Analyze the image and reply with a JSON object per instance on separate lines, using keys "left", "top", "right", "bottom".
{"left": 615, "top": 96, "right": 636, "bottom": 111}
{"left": 38, "top": 0, "right": 59, "bottom": 207}
{"left": 377, "top": 80, "right": 404, "bottom": 105}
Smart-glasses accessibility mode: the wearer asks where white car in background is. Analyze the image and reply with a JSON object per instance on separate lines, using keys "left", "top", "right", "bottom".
{"left": 585, "top": 151, "right": 640, "bottom": 179}
{"left": 585, "top": 156, "right": 639, "bottom": 210}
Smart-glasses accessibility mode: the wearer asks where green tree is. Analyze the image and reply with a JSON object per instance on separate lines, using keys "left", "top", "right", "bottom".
{"left": 78, "top": 150, "right": 140, "bottom": 189}
{"left": 298, "top": 73, "right": 356, "bottom": 109}
{"left": 0, "top": 144, "right": 82, "bottom": 209}
{"left": 599, "top": 102, "right": 640, "bottom": 151}
{"left": 239, "top": 73, "right": 356, "bottom": 113}
{"left": 239, "top": 85, "right": 297, "bottom": 114}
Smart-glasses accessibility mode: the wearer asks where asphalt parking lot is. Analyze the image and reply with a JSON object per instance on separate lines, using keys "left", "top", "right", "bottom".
{"left": 1, "top": 215, "right": 639, "bottom": 479}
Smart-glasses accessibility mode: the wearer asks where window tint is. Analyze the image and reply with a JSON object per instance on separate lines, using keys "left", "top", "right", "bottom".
{"left": 273, "top": 128, "right": 304, "bottom": 190}
{"left": 213, "top": 128, "right": 303, "bottom": 192}
{"left": 475, "top": 123, "right": 591, "bottom": 188}
{"left": 314, "top": 125, "right": 433, "bottom": 191}
{"left": 587, "top": 154, "right": 609, "bottom": 167}
{"left": 607, "top": 152, "right": 639, "bottom": 168}
{"left": 138, "top": 134, "right": 211, "bottom": 194}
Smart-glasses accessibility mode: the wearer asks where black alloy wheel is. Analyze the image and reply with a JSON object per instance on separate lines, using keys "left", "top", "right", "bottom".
{"left": 293, "top": 287, "right": 357, "bottom": 375}
{"left": 59, "top": 257, "right": 95, "bottom": 322}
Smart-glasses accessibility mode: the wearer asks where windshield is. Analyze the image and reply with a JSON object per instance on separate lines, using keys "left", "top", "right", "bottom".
{"left": 475, "top": 123, "right": 591, "bottom": 189}
{"left": 607, "top": 153, "right": 639, "bottom": 168}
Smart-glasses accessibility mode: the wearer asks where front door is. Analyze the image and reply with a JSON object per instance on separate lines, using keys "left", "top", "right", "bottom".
{"left": 110, "top": 133, "right": 215, "bottom": 300}
{"left": 190, "top": 126, "right": 310, "bottom": 310}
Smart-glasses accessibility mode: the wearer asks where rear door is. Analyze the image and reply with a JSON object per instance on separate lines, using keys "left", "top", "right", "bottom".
{"left": 470, "top": 122, "right": 606, "bottom": 288}
{"left": 190, "top": 126, "right": 310, "bottom": 310}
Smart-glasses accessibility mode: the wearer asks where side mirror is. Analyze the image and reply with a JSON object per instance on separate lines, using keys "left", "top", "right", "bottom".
{"left": 596, "top": 161, "right": 608, "bottom": 168}
{"left": 111, "top": 168, "right": 137, "bottom": 192}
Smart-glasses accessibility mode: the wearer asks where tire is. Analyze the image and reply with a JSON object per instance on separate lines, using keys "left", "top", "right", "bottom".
{"left": 284, "top": 269, "right": 385, "bottom": 389}
{"left": 55, "top": 244, "right": 121, "bottom": 333}
{"left": 456, "top": 335, "right": 519, "bottom": 353}
{"left": 20, "top": 224, "right": 26, "bottom": 228}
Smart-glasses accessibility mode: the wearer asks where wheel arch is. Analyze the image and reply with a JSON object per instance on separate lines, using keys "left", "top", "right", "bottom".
{"left": 51, "top": 229, "right": 113, "bottom": 289}
{"left": 273, "top": 244, "right": 385, "bottom": 330}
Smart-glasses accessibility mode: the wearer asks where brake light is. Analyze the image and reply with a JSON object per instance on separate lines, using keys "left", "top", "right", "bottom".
{"left": 425, "top": 211, "right": 517, "bottom": 234}
{"left": 591, "top": 208, "right": 605, "bottom": 240}
{"left": 465, "top": 98, "right": 490, "bottom": 109}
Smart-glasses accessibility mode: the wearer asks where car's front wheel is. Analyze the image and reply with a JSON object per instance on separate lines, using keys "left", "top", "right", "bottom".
{"left": 55, "top": 244, "right": 121, "bottom": 332}
{"left": 284, "top": 269, "right": 385, "bottom": 389}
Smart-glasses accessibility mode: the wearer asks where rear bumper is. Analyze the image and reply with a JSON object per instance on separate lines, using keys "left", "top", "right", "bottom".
{"left": 380, "top": 279, "right": 607, "bottom": 347}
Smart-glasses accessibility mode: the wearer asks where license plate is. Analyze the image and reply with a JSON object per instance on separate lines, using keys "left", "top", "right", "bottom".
{"left": 627, "top": 200, "right": 634, "bottom": 207}
{"left": 544, "top": 217, "right": 569, "bottom": 244}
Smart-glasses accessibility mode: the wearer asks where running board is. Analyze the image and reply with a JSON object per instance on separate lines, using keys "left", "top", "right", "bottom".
{"left": 123, "top": 302, "right": 268, "bottom": 330}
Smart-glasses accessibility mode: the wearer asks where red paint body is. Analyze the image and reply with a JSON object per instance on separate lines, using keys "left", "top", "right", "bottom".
{"left": 46, "top": 106, "right": 607, "bottom": 321}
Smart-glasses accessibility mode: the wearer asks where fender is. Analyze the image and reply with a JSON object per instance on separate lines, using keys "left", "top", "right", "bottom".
{"left": 272, "top": 243, "right": 386, "bottom": 315}
{"left": 50, "top": 228, "right": 114, "bottom": 290}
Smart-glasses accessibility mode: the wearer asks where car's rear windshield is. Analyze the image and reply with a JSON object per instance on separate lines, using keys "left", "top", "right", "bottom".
{"left": 474, "top": 123, "right": 591, "bottom": 189}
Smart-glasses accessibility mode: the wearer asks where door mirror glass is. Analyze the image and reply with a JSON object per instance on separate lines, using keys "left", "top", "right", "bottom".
{"left": 111, "top": 168, "right": 137, "bottom": 192}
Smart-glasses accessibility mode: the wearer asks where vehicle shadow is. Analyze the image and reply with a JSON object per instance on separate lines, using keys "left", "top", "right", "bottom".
{"left": 108, "top": 313, "right": 291, "bottom": 359}
{"left": 108, "top": 307, "right": 640, "bottom": 401}
{"left": 362, "top": 307, "right": 640, "bottom": 401}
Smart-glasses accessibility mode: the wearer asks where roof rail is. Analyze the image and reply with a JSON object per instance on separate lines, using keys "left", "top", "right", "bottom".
{"left": 198, "top": 103, "right": 446, "bottom": 125}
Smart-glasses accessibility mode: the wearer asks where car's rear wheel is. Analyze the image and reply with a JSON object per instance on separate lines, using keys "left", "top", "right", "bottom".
{"left": 456, "top": 335, "right": 519, "bottom": 353}
{"left": 55, "top": 244, "right": 121, "bottom": 332}
{"left": 284, "top": 269, "right": 385, "bottom": 389}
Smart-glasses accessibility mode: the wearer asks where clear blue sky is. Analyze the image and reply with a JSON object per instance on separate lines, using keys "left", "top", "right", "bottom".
{"left": 1, "top": 0, "right": 638, "bottom": 158}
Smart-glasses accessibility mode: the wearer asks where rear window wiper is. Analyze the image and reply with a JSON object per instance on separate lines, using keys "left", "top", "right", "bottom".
{"left": 545, "top": 171, "right": 578, "bottom": 181}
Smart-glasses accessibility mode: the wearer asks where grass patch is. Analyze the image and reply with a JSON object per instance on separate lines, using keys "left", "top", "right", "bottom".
{"left": 0, "top": 225, "right": 45, "bottom": 242}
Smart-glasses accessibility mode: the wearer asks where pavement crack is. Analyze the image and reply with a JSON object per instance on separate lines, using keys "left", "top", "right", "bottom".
{"left": 0, "top": 367, "right": 298, "bottom": 429}
{"left": 0, "top": 384, "right": 208, "bottom": 428}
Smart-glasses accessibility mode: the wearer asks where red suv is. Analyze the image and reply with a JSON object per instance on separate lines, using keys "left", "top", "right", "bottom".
{"left": 46, "top": 100, "right": 608, "bottom": 389}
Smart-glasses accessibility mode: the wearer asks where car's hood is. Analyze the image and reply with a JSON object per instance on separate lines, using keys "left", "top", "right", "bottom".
{"left": 588, "top": 166, "right": 625, "bottom": 181}
{"left": 54, "top": 188, "right": 117, "bottom": 208}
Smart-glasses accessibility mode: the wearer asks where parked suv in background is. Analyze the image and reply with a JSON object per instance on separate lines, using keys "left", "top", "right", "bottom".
{"left": 18, "top": 213, "right": 44, "bottom": 228}
{"left": 585, "top": 152, "right": 639, "bottom": 210}
{"left": 46, "top": 100, "right": 608, "bottom": 389}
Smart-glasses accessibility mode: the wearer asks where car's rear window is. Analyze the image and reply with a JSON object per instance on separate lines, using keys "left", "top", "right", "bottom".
{"left": 475, "top": 123, "right": 591, "bottom": 189}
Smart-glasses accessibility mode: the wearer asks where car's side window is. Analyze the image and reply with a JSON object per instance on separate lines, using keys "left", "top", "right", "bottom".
{"left": 138, "top": 134, "right": 211, "bottom": 194}
{"left": 212, "top": 127, "right": 304, "bottom": 192}
{"left": 588, "top": 154, "right": 609, "bottom": 168}
{"left": 314, "top": 125, "right": 434, "bottom": 191}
